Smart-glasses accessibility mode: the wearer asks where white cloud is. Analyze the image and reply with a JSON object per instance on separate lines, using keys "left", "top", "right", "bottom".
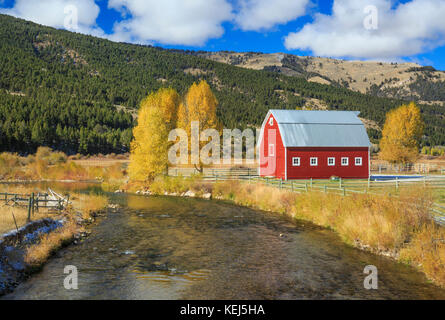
{"left": 234, "top": 0, "right": 310, "bottom": 31}
{"left": 0, "top": 0, "right": 104, "bottom": 36}
{"left": 284, "top": 0, "right": 445, "bottom": 60}
{"left": 107, "top": 0, "right": 233, "bottom": 46}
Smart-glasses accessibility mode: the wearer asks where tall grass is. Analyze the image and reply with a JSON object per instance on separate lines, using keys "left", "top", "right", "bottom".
{"left": 22, "top": 191, "right": 109, "bottom": 268}
{"left": 0, "top": 180, "right": 109, "bottom": 269}
{"left": 24, "top": 220, "right": 79, "bottom": 267}
{"left": 400, "top": 223, "right": 445, "bottom": 287}
{"left": 0, "top": 147, "right": 126, "bottom": 183}
{"left": 125, "top": 174, "right": 211, "bottom": 196}
{"left": 210, "top": 180, "right": 443, "bottom": 288}
{"left": 71, "top": 193, "right": 109, "bottom": 219}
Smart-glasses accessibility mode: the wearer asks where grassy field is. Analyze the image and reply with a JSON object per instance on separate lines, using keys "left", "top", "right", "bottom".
{"left": 0, "top": 183, "right": 108, "bottom": 236}
{"left": 0, "top": 206, "right": 52, "bottom": 235}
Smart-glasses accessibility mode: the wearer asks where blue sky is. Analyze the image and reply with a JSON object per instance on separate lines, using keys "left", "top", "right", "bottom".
{"left": 1, "top": 0, "right": 445, "bottom": 70}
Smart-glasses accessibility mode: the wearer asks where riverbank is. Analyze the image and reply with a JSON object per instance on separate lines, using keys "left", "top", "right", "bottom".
{"left": 123, "top": 175, "right": 445, "bottom": 289}
{"left": 0, "top": 188, "right": 109, "bottom": 296}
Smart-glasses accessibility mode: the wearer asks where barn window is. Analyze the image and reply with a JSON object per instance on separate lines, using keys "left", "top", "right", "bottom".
{"left": 327, "top": 157, "right": 335, "bottom": 166}
{"left": 355, "top": 157, "right": 362, "bottom": 166}
{"left": 310, "top": 157, "right": 318, "bottom": 166}
{"left": 341, "top": 157, "right": 349, "bottom": 166}
{"left": 292, "top": 157, "right": 300, "bottom": 166}
{"left": 269, "top": 117, "right": 274, "bottom": 126}
{"left": 269, "top": 144, "right": 275, "bottom": 156}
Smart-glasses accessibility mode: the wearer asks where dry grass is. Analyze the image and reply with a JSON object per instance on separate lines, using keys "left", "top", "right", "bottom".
{"left": 213, "top": 181, "right": 432, "bottom": 249}
{"left": 24, "top": 220, "right": 79, "bottom": 267}
{"left": 23, "top": 191, "right": 108, "bottom": 267}
{"left": 70, "top": 193, "right": 108, "bottom": 220}
{"left": 0, "top": 206, "right": 32, "bottom": 234}
{"left": 400, "top": 223, "right": 445, "bottom": 287}
{"left": 210, "top": 180, "right": 445, "bottom": 288}
{"left": 126, "top": 174, "right": 211, "bottom": 196}
{"left": 0, "top": 147, "right": 127, "bottom": 183}
{"left": 0, "top": 184, "right": 55, "bottom": 234}
{"left": 21, "top": 191, "right": 109, "bottom": 267}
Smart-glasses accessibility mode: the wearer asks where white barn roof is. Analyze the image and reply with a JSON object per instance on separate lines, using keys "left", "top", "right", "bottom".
{"left": 259, "top": 110, "right": 371, "bottom": 148}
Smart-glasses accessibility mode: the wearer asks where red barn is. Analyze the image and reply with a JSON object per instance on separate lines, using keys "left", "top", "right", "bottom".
{"left": 258, "top": 110, "right": 370, "bottom": 180}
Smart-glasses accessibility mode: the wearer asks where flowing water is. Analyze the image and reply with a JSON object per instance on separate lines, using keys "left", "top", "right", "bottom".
{"left": 3, "top": 190, "right": 445, "bottom": 300}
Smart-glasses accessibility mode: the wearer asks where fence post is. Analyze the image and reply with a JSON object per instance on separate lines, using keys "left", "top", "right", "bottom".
{"left": 343, "top": 188, "right": 346, "bottom": 196}
{"left": 324, "top": 185, "right": 327, "bottom": 193}
{"left": 305, "top": 183, "right": 308, "bottom": 192}
{"left": 27, "top": 196, "right": 32, "bottom": 223}
{"left": 291, "top": 181, "right": 294, "bottom": 192}
{"left": 396, "top": 177, "right": 399, "bottom": 191}
{"left": 310, "top": 178, "right": 313, "bottom": 188}
{"left": 31, "top": 192, "right": 35, "bottom": 215}
{"left": 339, "top": 178, "right": 342, "bottom": 189}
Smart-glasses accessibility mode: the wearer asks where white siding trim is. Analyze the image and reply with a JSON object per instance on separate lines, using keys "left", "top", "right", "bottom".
{"left": 285, "top": 148, "right": 287, "bottom": 180}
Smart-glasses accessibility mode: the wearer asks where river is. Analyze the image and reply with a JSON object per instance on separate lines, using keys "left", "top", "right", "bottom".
{"left": 3, "top": 190, "right": 445, "bottom": 299}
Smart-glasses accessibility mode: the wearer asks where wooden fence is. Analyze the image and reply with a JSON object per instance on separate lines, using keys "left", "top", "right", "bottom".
{"left": 167, "top": 170, "right": 445, "bottom": 226}
{"left": 370, "top": 163, "right": 445, "bottom": 174}
{"left": 0, "top": 189, "right": 69, "bottom": 222}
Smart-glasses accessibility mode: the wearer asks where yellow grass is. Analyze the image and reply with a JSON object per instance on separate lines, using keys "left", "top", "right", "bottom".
{"left": 400, "top": 223, "right": 445, "bottom": 287}
{"left": 22, "top": 191, "right": 109, "bottom": 268}
{"left": 0, "top": 147, "right": 127, "bottom": 184}
{"left": 71, "top": 193, "right": 109, "bottom": 219}
{"left": 0, "top": 206, "right": 30, "bottom": 234}
{"left": 190, "top": 179, "right": 443, "bottom": 288}
{"left": 1, "top": 180, "right": 109, "bottom": 271}
{"left": 24, "top": 220, "right": 79, "bottom": 267}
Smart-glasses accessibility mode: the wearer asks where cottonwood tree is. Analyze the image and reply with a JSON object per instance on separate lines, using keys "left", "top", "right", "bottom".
{"left": 379, "top": 102, "right": 424, "bottom": 165}
{"left": 177, "top": 80, "right": 222, "bottom": 171}
{"left": 128, "top": 88, "right": 179, "bottom": 181}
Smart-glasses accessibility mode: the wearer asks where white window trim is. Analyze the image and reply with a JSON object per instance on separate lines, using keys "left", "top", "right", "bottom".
{"left": 269, "top": 117, "right": 274, "bottom": 126}
{"left": 355, "top": 157, "right": 362, "bottom": 166}
{"left": 310, "top": 157, "right": 318, "bottom": 166}
{"left": 292, "top": 157, "right": 300, "bottom": 166}
{"left": 269, "top": 144, "right": 275, "bottom": 157}
{"left": 327, "top": 157, "right": 335, "bottom": 166}
{"left": 341, "top": 157, "right": 349, "bottom": 166}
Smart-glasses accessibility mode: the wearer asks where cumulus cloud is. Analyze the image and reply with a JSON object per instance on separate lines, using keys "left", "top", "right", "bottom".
{"left": 107, "top": 0, "right": 233, "bottom": 46}
{"left": 0, "top": 0, "right": 104, "bottom": 36}
{"left": 284, "top": 0, "right": 445, "bottom": 60}
{"left": 234, "top": 0, "right": 310, "bottom": 31}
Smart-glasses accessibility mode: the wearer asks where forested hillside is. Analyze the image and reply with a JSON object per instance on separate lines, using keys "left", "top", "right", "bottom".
{"left": 0, "top": 14, "right": 444, "bottom": 154}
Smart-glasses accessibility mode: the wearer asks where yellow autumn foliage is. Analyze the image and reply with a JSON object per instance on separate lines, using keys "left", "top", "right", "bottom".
{"left": 128, "top": 88, "right": 179, "bottom": 181}
{"left": 379, "top": 102, "right": 424, "bottom": 164}
{"left": 177, "top": 80, "right": 221, "bottom": 169}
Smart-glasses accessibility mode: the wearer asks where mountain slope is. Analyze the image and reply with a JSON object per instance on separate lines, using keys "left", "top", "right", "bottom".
{"left": 193, "top": 51, "right": 445, "bottom": 103}
{"left": 0, "top": 14, "right": 444, "bottom": 155}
